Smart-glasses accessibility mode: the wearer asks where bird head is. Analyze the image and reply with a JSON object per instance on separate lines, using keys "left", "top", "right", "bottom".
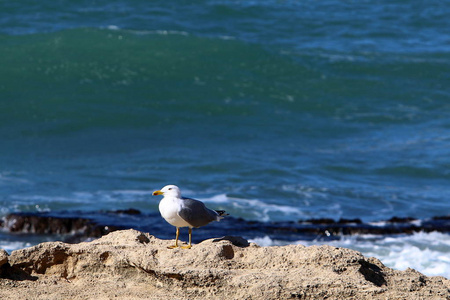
{"left": 152, "top": 185, "right": 181, "bottom": 197}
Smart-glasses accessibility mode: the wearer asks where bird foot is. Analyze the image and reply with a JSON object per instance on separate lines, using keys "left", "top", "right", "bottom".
{"left": 167, "top": 245, "right": 178, "bottom": 249}
{"left": 180, "top": 245, "right": 192, "bottom": 249}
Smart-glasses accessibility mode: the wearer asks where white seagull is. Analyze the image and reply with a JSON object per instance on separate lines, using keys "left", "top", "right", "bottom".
{"left": 152, "top": 185, "right": 227, "bottom": 249}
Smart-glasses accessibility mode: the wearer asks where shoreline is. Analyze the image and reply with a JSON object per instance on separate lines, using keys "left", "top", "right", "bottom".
{"left": 2, "top": 211, "right": 449, "bottom": 244}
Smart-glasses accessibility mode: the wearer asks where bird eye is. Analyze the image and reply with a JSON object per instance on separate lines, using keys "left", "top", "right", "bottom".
{"left": 168, "top": 188, "right": 172, "bottom": 190}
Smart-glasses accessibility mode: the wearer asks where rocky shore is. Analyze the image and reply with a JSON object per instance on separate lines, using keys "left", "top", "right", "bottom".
{"left": 2, "top": 210, "right": 450, "bottom": 244}
{"left": 0, "top": 229, "right": 449, "bottom": 299}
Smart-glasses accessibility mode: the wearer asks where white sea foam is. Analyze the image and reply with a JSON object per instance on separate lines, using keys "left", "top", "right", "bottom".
{"left": 0, "top": 241, "right": 32, "bottom": 253}
{"left": 201, "top": 194, "right": 306, "bottom": 222}
{"left": 249, "top": 236, "right": 288, "bottom": 247}
{"left": 249, "top": 231, "right": 450, "bottom": 279}
{"left": 0, "top": 172, "right": 31, "bottom": 186}
{"left": 201, "top": 193, "right": 229, "bottom": 204}
{"left": 106, "top": 25, "right": 120, "bottom": 30}
{"left": 105, "top": 25, "right": 190, "bottom": 37}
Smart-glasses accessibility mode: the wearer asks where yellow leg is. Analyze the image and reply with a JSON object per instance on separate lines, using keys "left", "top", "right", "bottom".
{"left": 167, "top": 227, "right": 180, "bottom": 249}
{"left": 181, "top": 227, "right": 192, "bottom": 249}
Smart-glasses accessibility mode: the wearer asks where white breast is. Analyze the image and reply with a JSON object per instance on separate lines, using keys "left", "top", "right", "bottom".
{"left": 159, "top": 196, "right": 191, "bottom": 227}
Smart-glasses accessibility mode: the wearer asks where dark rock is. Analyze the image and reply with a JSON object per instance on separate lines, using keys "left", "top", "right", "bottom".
{"left": 1, "top": 213, "right": 122, "bottom": 243}
{"left": 432, "top": 215, "right": 450, "bottom": 220}
{"left": 338, "top": 218, "right": 362, "bottom": 224}
{"left": 301, "top": 218, "right": 335, "bottom": 224}
{"left": 1, "top": 210, "right": 450, "bottom": 246}
{"left": 108, "top": 208, "right": 141, "bottom": 215}
{"left": 212, "top": 236, "right": 250, "bottom": 247}
{"left": 2, "top": 213, "right": 91, "bottom": 234}
{"left": 387, "top": 216, "right": 418, "bottom": 223}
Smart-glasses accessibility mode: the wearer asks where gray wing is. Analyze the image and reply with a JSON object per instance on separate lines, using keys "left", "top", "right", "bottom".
{"left": 178, "top": 197, "right": 219, "bottom": 228}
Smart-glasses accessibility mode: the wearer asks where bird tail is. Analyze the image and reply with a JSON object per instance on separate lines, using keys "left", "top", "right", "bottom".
{"left": 215, "top": 210, "right": 228, "bottom": 221}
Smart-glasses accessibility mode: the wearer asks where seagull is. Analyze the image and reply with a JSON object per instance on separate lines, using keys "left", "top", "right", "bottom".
{"left": 152, "top": 185, "right": 227, "bottom": 249}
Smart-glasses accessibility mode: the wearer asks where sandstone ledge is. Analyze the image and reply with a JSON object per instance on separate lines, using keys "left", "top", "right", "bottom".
{"left": 0, "top": 229, "right": 449, "bottom": 300}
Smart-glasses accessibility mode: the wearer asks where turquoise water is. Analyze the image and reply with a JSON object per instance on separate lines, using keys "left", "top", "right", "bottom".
{"left": 1, "top": 0, "right": 450, "bottom": 277}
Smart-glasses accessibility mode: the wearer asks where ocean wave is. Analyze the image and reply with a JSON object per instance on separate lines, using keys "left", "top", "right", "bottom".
{"left": 201, "top": 193, "right": 308, "bottom": 222}
{"left": 0, "top": 172, "right": 32, "bottom": 186}
{"left": 1, "top": 26, "right": 449, "bottom": 143}
{"left": 0, "top": 241, "right": 32, "bottom": 253}
{"left": 104, "top": 25, "right": 191, "bottom": 37}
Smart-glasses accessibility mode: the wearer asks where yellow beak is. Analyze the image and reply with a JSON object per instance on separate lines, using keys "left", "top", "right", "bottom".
{"left": 152, "top": 190, "right": 164, "bottom": 196}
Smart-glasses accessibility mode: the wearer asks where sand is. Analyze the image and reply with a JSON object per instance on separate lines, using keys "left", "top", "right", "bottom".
{"left": 0, "top": 229, "right": 449, "bottom": 299}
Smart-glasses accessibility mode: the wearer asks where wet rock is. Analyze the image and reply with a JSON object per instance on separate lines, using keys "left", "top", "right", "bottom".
{"left": 387, "top": 216, "right": 418, "bottom": 223}
{"left": 107, "top": 208, "right": 141, "bottom": 215}
{"left": 1, "top": 211, "right": 450, "bottom": 246}
{"left": 1, "top": 213, "right": 122, "bottom": 243}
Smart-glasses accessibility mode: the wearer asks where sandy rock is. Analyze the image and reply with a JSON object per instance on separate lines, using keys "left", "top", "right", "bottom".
{"left": 0, "top": 249, "right": 8, "bottom": 268}
{"left": 1, "top": 229, "right": 449, "bottom": 299}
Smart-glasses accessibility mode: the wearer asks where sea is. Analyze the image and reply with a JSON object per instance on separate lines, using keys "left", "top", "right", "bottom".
{"left": 1, "top": 0, "right": 450, "bottom": 278}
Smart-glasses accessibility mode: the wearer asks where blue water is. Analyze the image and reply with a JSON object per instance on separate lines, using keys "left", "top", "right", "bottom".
{"left": 1, "top": 0, "right": 450, "bottom": 277}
